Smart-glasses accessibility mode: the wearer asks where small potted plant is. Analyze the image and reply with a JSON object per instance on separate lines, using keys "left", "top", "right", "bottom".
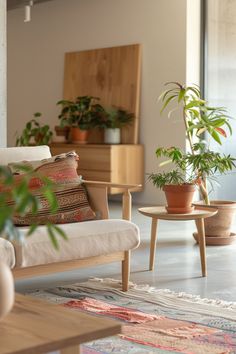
{"left": 16, "top": 112, "right": 53, "bottom": 146}
{"left": 100, "top": 107, "right": 134, "bottom": 144}
{"left": 149, "top": 82, "right": 236, "bottom": 240}
{"left": 57, "top": 96, "right": 104, "bottom": 144}
{"left": 149, "top": 143, "right": 234, "bottom": 214}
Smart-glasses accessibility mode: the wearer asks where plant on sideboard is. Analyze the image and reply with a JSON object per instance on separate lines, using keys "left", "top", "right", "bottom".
{"left": 57, "top": 96, "right": 105, "bottom": 144}
{"left": 16, "top": 112, "right": 53, "bottom": 146}
{"left": 149, "top": 82, "right": 236, "bottom": 240}
{"left": 99, "top": 107, "right": 134, "bottom": 144}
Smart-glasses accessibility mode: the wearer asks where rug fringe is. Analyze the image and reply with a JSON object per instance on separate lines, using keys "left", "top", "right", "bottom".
{"left": 64, "top": 277, "right": 236, "bottom": 321}
{"left": 89, "top": 277, "right": 236, "bottom": 308}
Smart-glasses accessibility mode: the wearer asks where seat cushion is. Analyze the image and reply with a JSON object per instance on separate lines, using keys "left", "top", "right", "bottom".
{"left": 0, "top": 239, "right": 16, "bottom": 268}
{"left": 13, "top": 219, "right": 140, "bottom": 267}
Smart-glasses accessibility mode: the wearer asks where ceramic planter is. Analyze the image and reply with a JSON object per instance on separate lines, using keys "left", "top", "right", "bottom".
{"left": 54, "top": 126, "right": 70, "bottom": 143}
{"left": 163, "top": 184, "right": 196, "bottom": 214}
{"left": 104, "top": 128, "right": 121, "bottom": 144}
{"left": 70, "top": 127, "right": 89, "bottom": 144}
{"left": 193, "top": 200, "right": 236, "bottom": 245}
{"left": 0, "top": 262, "right": 14, "bottom": 320}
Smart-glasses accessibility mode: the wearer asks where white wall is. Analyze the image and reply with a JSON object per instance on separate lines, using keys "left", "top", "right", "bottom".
{"left": 7, "top": 0, "right": 188, "bottom": 204}
{"left": 186, "top": 0, "right": 201, "bottom": 86}
{"left": 0, "top": 0, "right": 6, "bottom": 147}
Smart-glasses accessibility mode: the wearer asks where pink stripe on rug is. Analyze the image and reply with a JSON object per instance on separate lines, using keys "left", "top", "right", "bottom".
{"left": 63, "top": 297, "right": 161, "bottom": 323}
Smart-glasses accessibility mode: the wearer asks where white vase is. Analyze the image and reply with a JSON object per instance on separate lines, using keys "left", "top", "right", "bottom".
{"left": 0, "top": 261, "right": 14, "bottom": 320}
{"left": 104, "top": 128, "right": 121, "bottom": 144}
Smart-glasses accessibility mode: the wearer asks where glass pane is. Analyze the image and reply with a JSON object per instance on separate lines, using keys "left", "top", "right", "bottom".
{"left": 206, "top": 0, "right": 236, "bottom": 200}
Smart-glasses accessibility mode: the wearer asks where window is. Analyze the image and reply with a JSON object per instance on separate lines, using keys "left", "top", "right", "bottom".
{"left": 204, "top": 0, "right": 236, "bottom": 199}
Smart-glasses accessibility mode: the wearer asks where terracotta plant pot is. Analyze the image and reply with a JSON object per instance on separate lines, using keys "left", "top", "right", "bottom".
{"left": 54, "top": 126, "right": 70, "bottom": 143}
{"left": 163, "top": 184, "right": 196, "bottom": 214}
{"left": 70, "top": 127, "right": 89, "bottom": 144}
{"left": 193, "top": 200, "right": 236, "bottom": 244}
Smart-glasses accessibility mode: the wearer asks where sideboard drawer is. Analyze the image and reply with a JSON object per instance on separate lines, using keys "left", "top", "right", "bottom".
{"left": 79, "top": 170, "right": 111, "bottom": 182}
{"left": 50, "top": 144, "right": 111, "bottom": 171}
{"left": 77, "top": 147, "right": 111, "bottom": 171}
{"left": 50, "top": 143, "right": 144, "bottom": 194}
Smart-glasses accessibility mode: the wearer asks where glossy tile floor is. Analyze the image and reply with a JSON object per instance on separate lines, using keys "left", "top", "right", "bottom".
{"left": 16, "top": 202, "right": 236, "bottom": 301}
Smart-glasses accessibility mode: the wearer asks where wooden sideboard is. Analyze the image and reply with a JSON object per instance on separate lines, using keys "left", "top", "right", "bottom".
{"left": 50, "top": 143, "right": 144, "bottom": 194}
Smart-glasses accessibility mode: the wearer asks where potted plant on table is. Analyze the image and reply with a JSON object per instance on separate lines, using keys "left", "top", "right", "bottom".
{"left": 57, "top": 96, "right": 104, "bottom": 144}
{"left": 99, "top": 107, "right": 134, "bottom": 144}
{"left": 16, "top": 112, "right": 53, "bottom": 146}
{"left": 149, "top": 82, "right": 236, "bottom": 244}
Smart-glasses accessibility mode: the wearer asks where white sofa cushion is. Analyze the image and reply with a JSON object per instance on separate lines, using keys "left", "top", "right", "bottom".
{"left": 0, "top": 146, "right": 51, "bottom": 165}
{"left": 0, "top": 239, "right": 16, "bottom": 268}
{"left": 13, "top": 219, "right": 140, "bottom": 268}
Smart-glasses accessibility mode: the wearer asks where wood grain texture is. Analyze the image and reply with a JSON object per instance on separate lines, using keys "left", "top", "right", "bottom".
{"left": 50, "top": 143, "right": 144, "bottom": 194}
{"left": 0, "top": 294, "right": 121, "bottom": 354}
{"left": 63, "top": 44, "right": 141, "bottom": 144}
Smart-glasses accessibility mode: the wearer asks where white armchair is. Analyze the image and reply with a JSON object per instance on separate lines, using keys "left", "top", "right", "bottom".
{"left": 0, "top": 146, "right": 140, "bottom": 291}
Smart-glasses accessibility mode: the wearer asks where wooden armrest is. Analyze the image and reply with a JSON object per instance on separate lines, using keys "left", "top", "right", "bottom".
{"left": 83, "top": 180, "right": 142, "bottom": 221}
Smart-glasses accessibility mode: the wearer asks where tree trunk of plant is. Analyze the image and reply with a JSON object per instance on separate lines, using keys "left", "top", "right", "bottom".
{"left": 183, "top": 107, "right": 210, "bottom": 205}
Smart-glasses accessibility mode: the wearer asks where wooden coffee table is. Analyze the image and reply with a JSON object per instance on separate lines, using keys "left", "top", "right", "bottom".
{"left": 0, "top": 293, "right": 121, "bottom": 354}
{"left": 138, "top": 206, "right": 218, "bottom": 277}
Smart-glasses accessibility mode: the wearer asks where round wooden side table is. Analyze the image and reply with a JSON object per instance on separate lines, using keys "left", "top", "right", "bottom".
{"left": 138, "top": 206, "right": 218, "bottom": 277}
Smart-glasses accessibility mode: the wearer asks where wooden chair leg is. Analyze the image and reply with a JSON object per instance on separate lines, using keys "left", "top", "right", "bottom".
{"left": 195, "top": 218, "right": 207, "bottom": 277}
{"left": 122, "top": 190, "right": 131, "bottom": 220}
{"left": 61, "top": 345, "right": 81, "bottom": 354}
{"left": 122, "top": 251, "right": 130, "bottom": 291}
{"left": 149, "top": 218, "right": 158, "bottom": 271}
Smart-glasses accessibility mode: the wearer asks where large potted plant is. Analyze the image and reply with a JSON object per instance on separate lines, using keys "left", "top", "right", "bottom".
{"left": 149, "top": 82, "right": 236, "bottom": 243}
{"left": 57, "top": 96, "right": 104, "bottom": 144}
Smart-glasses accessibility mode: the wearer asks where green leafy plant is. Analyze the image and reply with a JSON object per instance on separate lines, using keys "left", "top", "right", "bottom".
{"left": 16, "top": 112, "right": 53, "bottom": 146}
{"left": 57, "top": 96, "right": 105, "bottom": 130}
{"left": 0, "top": 165, "right": 67, "bottom": 249}
{"left": 149, "top": 143, "right": 235, "bottom": 191}
{"left": 99, "top": 107, "right": 134, "bottom": 129}
{"left": 149, "top": 82, "right": 236, "bottom": 204}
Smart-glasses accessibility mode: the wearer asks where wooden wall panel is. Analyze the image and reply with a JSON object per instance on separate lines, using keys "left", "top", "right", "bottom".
{"left": 63, "top": 44, "right": 141, "bottom": 144}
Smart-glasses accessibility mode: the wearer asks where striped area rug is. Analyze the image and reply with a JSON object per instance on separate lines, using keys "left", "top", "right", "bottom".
{"left": 28, "top": 278, "right": 236, "bottom": 353}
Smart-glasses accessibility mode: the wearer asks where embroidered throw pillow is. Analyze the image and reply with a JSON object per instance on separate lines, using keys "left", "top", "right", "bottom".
{"left": 12, "top": 183, "right": 96, "bottom": 225}
{"left": 8, "top": 151, "right": 81, "bottom": 188}
{"left": 4, "top": 151, "right": 96, "bottom": 225}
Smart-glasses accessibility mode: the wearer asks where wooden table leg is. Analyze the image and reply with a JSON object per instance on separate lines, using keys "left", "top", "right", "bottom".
{"left": 195, "top": 218, "right": 207, "bottom": 277}
{"left": 61, "top": 345, "right": 81, "bottom": 354}
{"left": 122, "top": 250, "right": 130, "bottom": 291}
{"left": 149, "top": 218, "right": 158, "bottom": 271}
